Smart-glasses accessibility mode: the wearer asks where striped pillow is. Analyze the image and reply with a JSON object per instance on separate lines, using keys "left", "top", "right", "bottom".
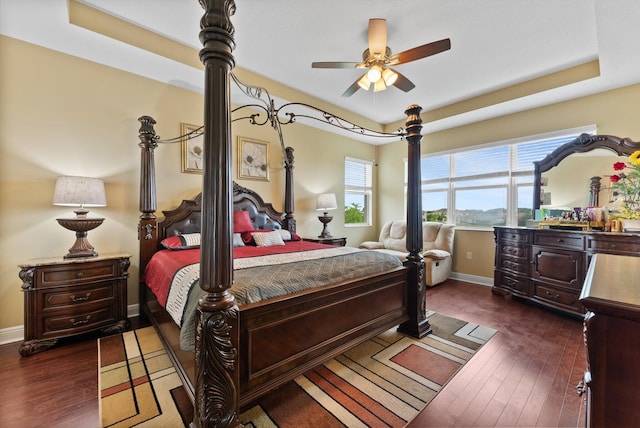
{"left": 161, "top": 233, "right": 201, "bottom": 250}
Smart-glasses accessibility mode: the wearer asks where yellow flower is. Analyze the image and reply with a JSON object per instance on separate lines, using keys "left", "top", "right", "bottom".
{"left": 630, "top": 150, "right": 640, "bottom": 167}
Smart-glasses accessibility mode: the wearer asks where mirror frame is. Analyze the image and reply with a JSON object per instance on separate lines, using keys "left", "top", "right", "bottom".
{"left": 533, "top": 133, "right": 640, "bottom": 210}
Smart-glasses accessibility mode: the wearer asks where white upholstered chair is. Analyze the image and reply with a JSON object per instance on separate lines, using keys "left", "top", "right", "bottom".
{"left": 359, "top": 220, "right": 455, "bottom": 286}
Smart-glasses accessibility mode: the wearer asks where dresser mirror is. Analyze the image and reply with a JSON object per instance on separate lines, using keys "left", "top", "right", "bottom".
{"left": 533, "top": 134, "right": 640, "bottom": 211}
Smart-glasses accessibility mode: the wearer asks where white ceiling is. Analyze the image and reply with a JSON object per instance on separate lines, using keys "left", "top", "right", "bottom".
{"left": 3, "top": 0, "right": 640, "bottom": 140}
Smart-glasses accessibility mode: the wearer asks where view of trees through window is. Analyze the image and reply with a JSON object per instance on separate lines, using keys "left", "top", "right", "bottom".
{"left": 344, "top": 158, "right": 372, "bottom": 225}
{"left": 416, "top": 129, "right": 595, "bottom": 228}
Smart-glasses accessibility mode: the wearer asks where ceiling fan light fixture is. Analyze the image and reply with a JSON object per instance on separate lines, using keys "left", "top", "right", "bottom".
{"left": 357, "top": 74, "right": 371, "bottom": 90}
{"left": 373, "top": 78, "right": 387, "bottom": 92}
{"left": 382, "top": 68, "right": 398, "bottom": 86}
{"left": 367, "top": 64, "right": 382, "bottom": 83}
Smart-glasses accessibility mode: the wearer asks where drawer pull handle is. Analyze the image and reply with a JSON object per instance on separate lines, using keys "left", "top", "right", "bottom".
{"left": 70, "top": 315, "right": 91, "bottom": 326}
{"left": 556, "top": 239, "right": 565, "bottom": 243}
{"left": 70, "top": 293, "right": 91, "bottom": 302}
{"left": 545, "top": 291, "right": 561, "bottom": 300}
{"left": 76, "top": 272, "right": 84, "bottom": 279}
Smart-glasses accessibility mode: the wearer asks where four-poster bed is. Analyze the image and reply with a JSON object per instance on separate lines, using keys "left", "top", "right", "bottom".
{"left": 136, "top": 1, "right": 430, "bottom": 426}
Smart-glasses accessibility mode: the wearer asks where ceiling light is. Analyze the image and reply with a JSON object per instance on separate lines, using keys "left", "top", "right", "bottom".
{"left": 367, "top": 64, "right": 382, "bottom": 83}
{"left": 357, "top": 74, "right": 371, "bottom": 90}
{"left": 373, "top": 79, "right": 387, "bottom": 92}
{"left": 382, "top": 68, "right": 398, "bottom": 86}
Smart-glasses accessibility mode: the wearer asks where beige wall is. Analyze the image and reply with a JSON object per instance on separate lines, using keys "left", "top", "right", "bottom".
{"left": 4, "top": 33, "right": 640, "bottom": 332}
{"left": 377, "top": 84, "right": 640, "bottom": 278}
{"left": 0, "top": 36, "right": 378, "bottom": 330}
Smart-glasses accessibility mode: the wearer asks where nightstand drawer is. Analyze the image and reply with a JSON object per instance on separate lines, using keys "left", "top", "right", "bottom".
{"left": 40, "top": 282, "right": 115, "bottom": 310}
{"left": 19, "top": 253, "right": 130, "bottom": 356}
{"left": 36, "top": 259, "right": 120, "bottom": 288}
{"left": 41, "top": 307, "right": 116, "bottom": 337}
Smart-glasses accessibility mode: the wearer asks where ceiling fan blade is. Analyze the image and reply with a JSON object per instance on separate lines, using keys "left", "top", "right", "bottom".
{"left": 368, "top": 18, "right": 387, "bottom": 57}
{"left": 389, "top": 38, "right": 451, "bottom": 65}
{"left": 312, "top": 61, "right": 362, "bottom": 69}
{"left": 392, "top": 71, "right": 416, "bottom": 92}
{"left": 342, "top": 79, "right": 362, "bottom": 97}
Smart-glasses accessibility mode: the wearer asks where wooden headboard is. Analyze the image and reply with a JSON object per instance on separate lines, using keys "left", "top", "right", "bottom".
{"left": 160, "top": 183, "right": 284, "bottom": 241}
{"left": 138, "top": 181, "right": 288, "bottom": 279}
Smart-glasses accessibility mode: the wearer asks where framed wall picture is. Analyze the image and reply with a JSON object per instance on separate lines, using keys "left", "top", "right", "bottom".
{"left": 181, "top": 123, "right": 204, "bottom": 174}
{"left": 238, "top": 137, "right": 269, "bottom": 181}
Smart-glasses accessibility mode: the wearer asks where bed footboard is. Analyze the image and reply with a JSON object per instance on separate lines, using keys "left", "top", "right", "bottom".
{"left": 238, "top": 266, "right": 409, "bottom": 407}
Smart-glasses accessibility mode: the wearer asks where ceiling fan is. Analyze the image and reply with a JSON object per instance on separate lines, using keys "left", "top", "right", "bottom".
{"left": 312, "top": 18, "right": 451, "bottom": 97}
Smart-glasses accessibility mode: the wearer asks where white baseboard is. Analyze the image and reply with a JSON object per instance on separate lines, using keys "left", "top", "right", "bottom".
{"left": 0, "top": 325, "right": 24, "bottom": 346}
{"left": 449, "top": 272, "right": 493, "bottom": 286}
{"left": 0, "top": 303, "right": 141, "bottom": 345}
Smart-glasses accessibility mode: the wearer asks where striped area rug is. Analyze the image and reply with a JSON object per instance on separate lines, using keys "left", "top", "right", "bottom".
{"left": 98, "top": 326, "right": 192, "bottom": 427}
{"left": 98, "top": 311, "right": 495, "bottom": 427}
{"left": 240, "top": 311, "right": 496, "bottom": 427}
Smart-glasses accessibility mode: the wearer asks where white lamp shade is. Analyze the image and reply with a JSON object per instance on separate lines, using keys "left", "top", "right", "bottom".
{"left": 53, "top": 176, "right": 107, "bottom": 207}
{"left": 316, "top": 193, "right": 337, "bottom": 211}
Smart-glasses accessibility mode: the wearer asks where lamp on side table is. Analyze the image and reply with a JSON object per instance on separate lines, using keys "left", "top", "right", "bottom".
{"left": 53, "top": 176, "right": 107, "bottom": 258}
{"left": 316, "top": 193, "right": 337, "bottom": 238}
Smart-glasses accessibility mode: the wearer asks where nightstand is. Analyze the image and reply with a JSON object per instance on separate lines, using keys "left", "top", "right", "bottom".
{"left": 304, "top": 236, "right": 347, "bottom": 247}
{"left": 18, "top": 253, "right": 131, "bottom": 356}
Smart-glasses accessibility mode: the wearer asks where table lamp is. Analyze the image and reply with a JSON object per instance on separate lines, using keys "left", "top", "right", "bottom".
{"left": 53, "top": 176, "right": 106, "bottom": 258}
{"left": 316, "top": 193, "right": 337, "bottom": 238}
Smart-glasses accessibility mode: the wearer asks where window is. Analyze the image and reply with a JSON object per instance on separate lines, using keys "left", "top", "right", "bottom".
{"left": 345, "top": 157, "right": 372, "bottom": 226}
{"left": 413, "top": 126, "right": 596, "bottom": 228}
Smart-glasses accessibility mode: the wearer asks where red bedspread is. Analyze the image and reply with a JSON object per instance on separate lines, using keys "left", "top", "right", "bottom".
{"left": 144, "top": 240, "right": 332, "bottom": 307}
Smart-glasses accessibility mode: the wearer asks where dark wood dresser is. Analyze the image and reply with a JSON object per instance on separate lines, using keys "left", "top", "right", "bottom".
{"left": 579, "top": 253, "right": 640, "bottom": 427}
{"left": 18, "top": 253, "right": 130, "bottom": 356}
{"left": 493, "top": 227, "right": 640, "bottom": 317}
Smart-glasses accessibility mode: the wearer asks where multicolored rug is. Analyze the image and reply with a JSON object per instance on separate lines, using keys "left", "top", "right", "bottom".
{"left": 99, "top": 311, "right": 495, "bottom": 427}
{"left": 98, "top": 326, "right": 192, "bottom": 427}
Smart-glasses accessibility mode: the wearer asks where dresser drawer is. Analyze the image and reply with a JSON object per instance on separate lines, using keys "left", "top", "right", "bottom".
{"left": 35, "top": 259, "right": 120, "bottom": 289}
{"left": 497, "top": 255, "right": 530, "bottom": 275}
{"left": 586, "top": 235, "right": 640, "bottom": 255}
{"left": 533, "top": 232, "right": 584, "bottom": 250}
{"left": 497, "top": 228, "right": 530, "bottom": 244}
{"left": 495, "top": 271, "right": 530, "bottom": 296}
{"left": 40, "top": 307, "right": 117, "bottom": 337}
{"left": 498, "top": 242, "right": 529, "bottom": 260}
{"left": 39, "top": 282, "right": 115, "bottom": 311}
{"left": 533, "top": 283, "right": 583, "bottom": 313}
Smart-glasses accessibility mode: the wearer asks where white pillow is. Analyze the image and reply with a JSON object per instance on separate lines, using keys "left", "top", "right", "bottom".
{"left": 233, "top": 233, "right": 245, "bottom": 247}
{"left": 252, "top": 230, "right": 285, "bottom": 247}
{"left": 278, "top": 229, "right": 292, "bottom": 241}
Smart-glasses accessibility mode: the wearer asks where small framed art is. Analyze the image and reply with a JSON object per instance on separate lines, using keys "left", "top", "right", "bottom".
{"left": 181, "top": 123, "right": 204, "bottom": 174}
{"left": 238, "top": 137, "right": 269, "bottom": 181}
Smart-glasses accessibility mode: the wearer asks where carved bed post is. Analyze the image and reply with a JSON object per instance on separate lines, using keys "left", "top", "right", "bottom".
{"left": 137, "top": 116, "right": 159, "bottom": 311}
{"left": 398, "top": 104, "right": 432, "bottom": 339}
{"left": 284, "top": 146, "right": 296, "bottom": 232}
{"left": 193, "top": 1, "right": 241, "bottom": 427}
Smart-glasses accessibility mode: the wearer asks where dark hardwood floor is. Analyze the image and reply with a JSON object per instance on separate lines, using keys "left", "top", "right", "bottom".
{"left": 0, "top": 280, "right": 586, "bottom": 428}
{"left": 410, "top": 280, "right": 586, "bottom": 428}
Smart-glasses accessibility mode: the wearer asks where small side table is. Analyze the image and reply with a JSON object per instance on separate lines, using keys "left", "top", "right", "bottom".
{"left": 304, "top": 236, "right": 347, "bottom": 247}
{"left": 18, "top": 253, "right": 131, "bottom": 356}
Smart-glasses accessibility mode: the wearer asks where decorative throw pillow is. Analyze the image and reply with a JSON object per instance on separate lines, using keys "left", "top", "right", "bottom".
{"left": 252, "top": 230, "right": 285, "bottom": 247}
{"left": 278, "top": 229, "right": 292, "bottom": 241}
{"left": 233, "top": 233, "right": 245, "bottom": 247}
{"left": 160, "top": 233, "right": 201, "bottom": 250}
{"left": 233, "top": 210, "right": 254, "bottom": 233}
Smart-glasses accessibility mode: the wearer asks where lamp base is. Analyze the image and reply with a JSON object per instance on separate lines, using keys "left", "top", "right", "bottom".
{"left": 56, "top": 218, "right": 104, "bottom": 259}
{"left": 318, "top": 214, "right": 333, "bottom": 239}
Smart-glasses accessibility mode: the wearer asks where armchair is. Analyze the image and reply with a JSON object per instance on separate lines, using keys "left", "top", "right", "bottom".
{"left": 359, "top": 220, "right": 455, "bottom": 286}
